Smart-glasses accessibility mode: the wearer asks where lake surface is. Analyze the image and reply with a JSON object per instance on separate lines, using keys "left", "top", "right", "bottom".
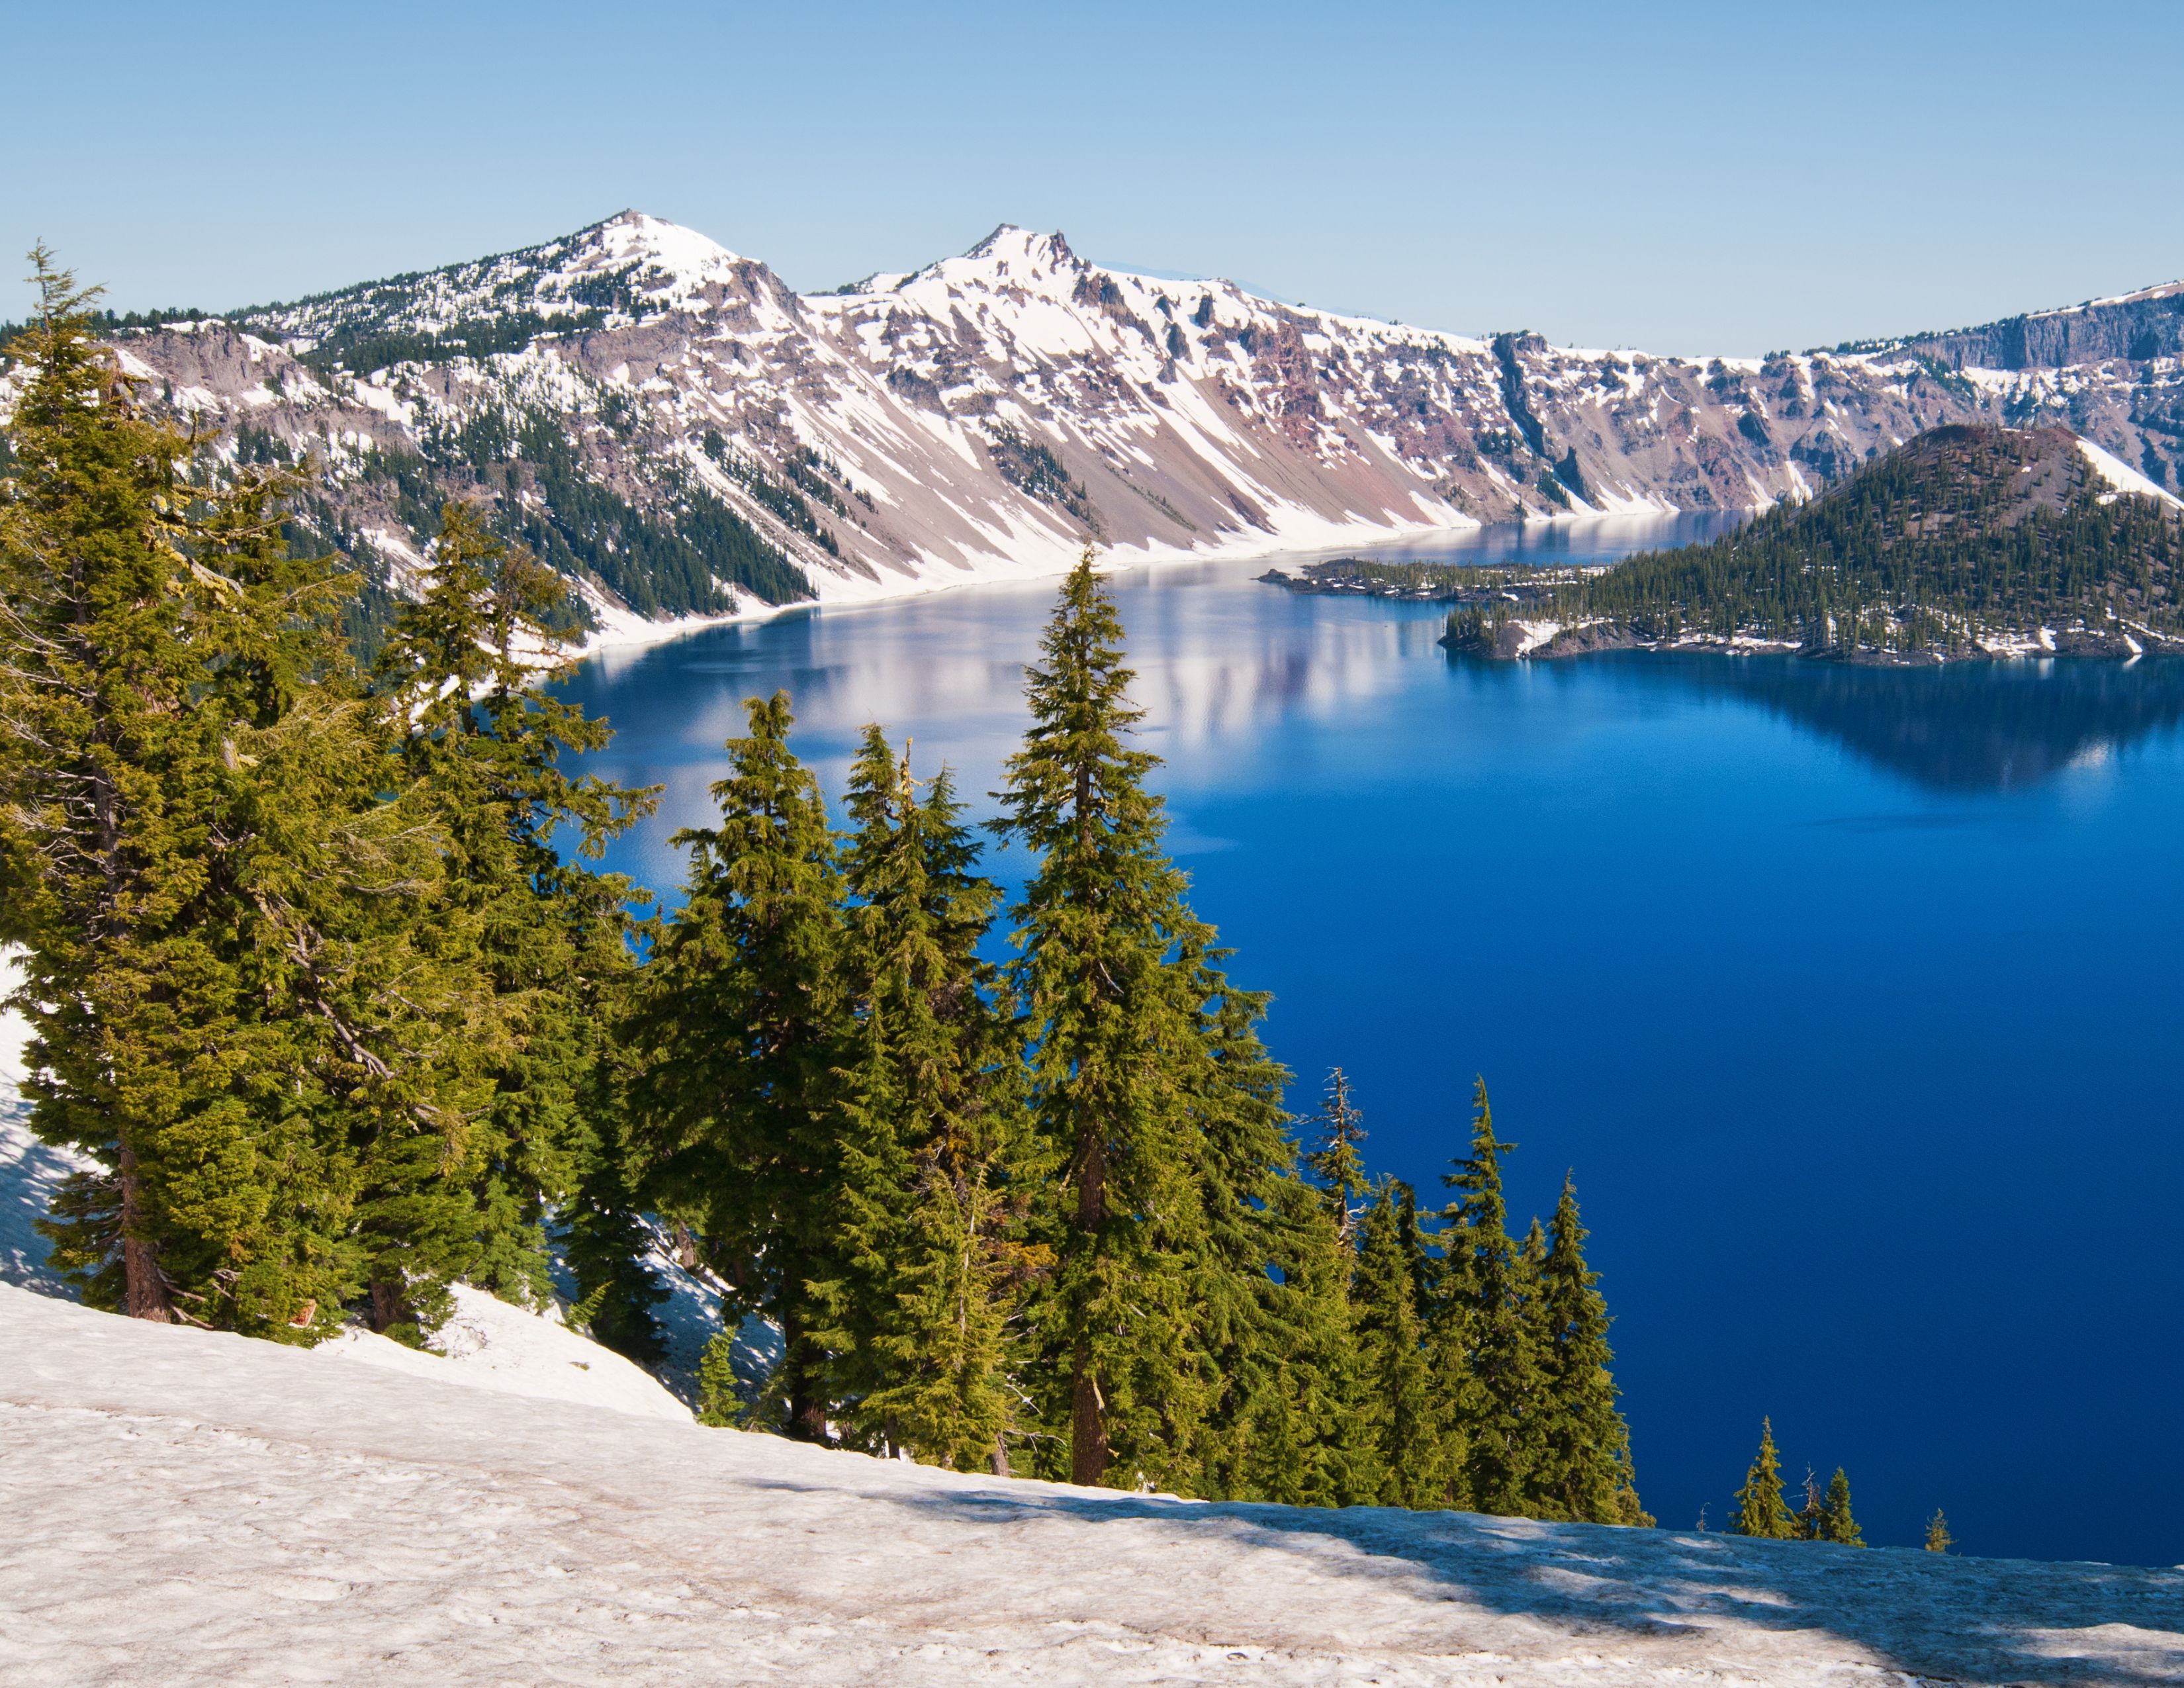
{"left": 559, "top": 522, "right": 2184, "bottom": 1566}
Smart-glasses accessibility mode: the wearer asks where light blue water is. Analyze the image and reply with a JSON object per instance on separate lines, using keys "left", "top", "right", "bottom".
{"left": 558, "top": 531, "right": 2184, "bottom": 1566}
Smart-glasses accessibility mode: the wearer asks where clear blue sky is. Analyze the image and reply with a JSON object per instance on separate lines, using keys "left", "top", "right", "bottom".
{"left": 10, "top": 0, "right": 2179, "bottom": 356}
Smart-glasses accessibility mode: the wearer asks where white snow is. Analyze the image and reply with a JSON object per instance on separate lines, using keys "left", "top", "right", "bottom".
{"left": 2077, "top": 437, "right": 2184, "bottom": 510}
{"left": 316, "top": 1282, "right": 690, "bottom": 1423}
{"left": 0, "top": 1110, "right": 87, "bottom": 1302}
{"left": 2, "top": 1283, "right": 2178, "bottom": 1685}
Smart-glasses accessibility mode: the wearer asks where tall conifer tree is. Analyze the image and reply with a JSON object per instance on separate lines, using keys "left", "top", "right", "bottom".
{"left": 1437, "top": 1078, "right": 1547, "bottom": 1517}
{"left": 623, "top": 692, "right": 848, "bottom": 1440}
{"left": 993, "top": 551, "right": 1287, "bottom": 1489}
{"left": 1240, "top": 1172, "right": 1383, "bottom": 1507}
{"left": 819, "top": 727, "right": 1031, "bottom": 1470}
{"left": 1819, "top": 1468, "right": 1864, "bottom": 1546}
{"left": 369, "top": 504, "right": 657, "bottom": 1335}
{"left": 1353, "top": 1184, "right": 1455, "bottom": 1508}
{"left": 1535, "top": 1172, "right": 1648, "bottom": 1524}
{"left": 1304, "top": 1068, "right": 1369, "bottom": 1248}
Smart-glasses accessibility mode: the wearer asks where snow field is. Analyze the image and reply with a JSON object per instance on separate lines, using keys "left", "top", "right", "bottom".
{"left": 3, "top": 1283, "right": 2180, "bottom": 1687}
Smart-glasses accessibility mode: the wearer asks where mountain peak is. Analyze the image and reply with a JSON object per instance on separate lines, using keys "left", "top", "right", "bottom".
{"left": 586, "top": 211, "right": 746, "bottom": 286}
{"left": 956, "top": 223, "right": 1079, "bottom": 277}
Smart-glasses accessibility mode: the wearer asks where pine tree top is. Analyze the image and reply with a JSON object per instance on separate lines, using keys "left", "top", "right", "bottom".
{"left": 1443, "top": 1076, "right": 1517, "bottom": 1237}
{"left": 993, "top": 549, "right": 1163, "bottom": 857}
{"left": 1733, "top": 1417, "right": 1796, "bottom": 1539}
{"left": 1303, "top": 1068, "right": 1369, "bottom": 1247}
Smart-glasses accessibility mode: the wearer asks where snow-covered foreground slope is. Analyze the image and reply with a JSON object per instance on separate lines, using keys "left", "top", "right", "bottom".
{"left": 1, "top": 1287, "right": 2175, "bottom": 1687}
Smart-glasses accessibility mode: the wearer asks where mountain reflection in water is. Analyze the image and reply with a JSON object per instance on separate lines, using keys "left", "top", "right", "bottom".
{"left": 1566, "top": 652, "right": 2184, "bottom": 792}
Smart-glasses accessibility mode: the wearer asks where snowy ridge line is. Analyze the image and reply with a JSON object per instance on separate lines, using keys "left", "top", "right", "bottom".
{"left": 3, "top": 1282, "right": 2177, "bottom": 1687}
{"left": 2079, "top": 436, "right": 2184, "bottom": 511}
{"left": 13, "top": 212, "right": 2176, "bottom": 645}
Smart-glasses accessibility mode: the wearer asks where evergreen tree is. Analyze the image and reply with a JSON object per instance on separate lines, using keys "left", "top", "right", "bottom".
{"left": 623, "top": 692, "right": 848, "bottom": 1441}
{"left": 1925, "top": 1508, "right": 1954, "bottom": 1553}
{"left": 1, "top": 250, "right": 480, "bottom": 1338}
{"left": 1240, "top": 1172, "right": 1383, "bottom": 1507}
{"left": 370, "top": 504, "right": 657, "bottom": 1336}
{"left": 1303, "top": 1068, "right": 1368, "bottom": 1248}
{"left": 818, "top": 727, "right": 1030, "bottom": 1471}
{"left": 1732, "top": 1418, "right": 1796, "bottom": 1538}
{"left": 1, "top": 250, "right": 273, "bottom": 1323}
{"left": 1353, "top": 1182, "right": 1454, "bottom": 1508}
{"left": 1793, "top": 1467, "right": 1825, "bottom": 1541}
{"left": 1394, "top": 1180, "right": 1435, "bottom": 1330}
{"left": 1819, "top": 1467, "right": 1865, "bottom": 1546}
{"left": 558, "top": 1114, "right": 668, "bottom": 1364}
{"left": 696, "top": 1327, "right": 742, "bottom": 1427}
{"left": 1535, "top": 1172, "right": 1647, "bottom": 1524}
{"left": 1437, "top": 1078, "right": 1548, "bottom": 1517}
{"left": 993, "top": 551, "right": 1289, "bottom": 1490}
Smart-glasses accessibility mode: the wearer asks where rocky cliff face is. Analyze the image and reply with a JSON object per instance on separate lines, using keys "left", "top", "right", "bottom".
{"left": 7, "top": 212, "right": 2180, "bottom": 635}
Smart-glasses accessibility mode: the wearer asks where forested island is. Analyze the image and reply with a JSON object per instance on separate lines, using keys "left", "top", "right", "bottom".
{"left": 1265, "top": 426, "right": 2184, "bottom": 665}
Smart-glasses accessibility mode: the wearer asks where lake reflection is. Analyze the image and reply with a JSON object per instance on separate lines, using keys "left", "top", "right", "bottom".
{"left": 558, "top": 534, "right": 2184, "bottom": 1568}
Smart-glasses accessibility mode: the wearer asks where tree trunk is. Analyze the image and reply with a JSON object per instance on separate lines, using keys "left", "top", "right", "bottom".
{"left": 1069, "top": 1128, "right": 1109, "bottom": 1485}
{"left": 1071, "top": 1346, "right": 1110, "bottom": 1485}
{"left": 116, "top": 1142, "right": 172, "bottom": 1323}
{"left": 779, "top": 1305, "right": 831, "bottom": 1444}
{"left": 369, "top": 1276, "right": 407, "bottom": 1334}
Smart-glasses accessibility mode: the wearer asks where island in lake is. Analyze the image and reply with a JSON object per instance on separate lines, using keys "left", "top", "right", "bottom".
{"left": 1261, "top": 425, "right": 2184, "bottom": 665}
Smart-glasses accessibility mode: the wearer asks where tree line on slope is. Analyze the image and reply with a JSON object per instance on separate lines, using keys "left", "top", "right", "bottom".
{"left": 0, "top": 254, "right": 1646, "bottom": 1520}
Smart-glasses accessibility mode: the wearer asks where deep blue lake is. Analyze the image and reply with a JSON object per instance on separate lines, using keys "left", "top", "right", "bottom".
{"left": 559, "top": 525, "right": 2184, "bottom": 1567}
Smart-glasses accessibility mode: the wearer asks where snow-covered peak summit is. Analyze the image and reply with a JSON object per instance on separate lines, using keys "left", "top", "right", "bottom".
{"left": 837, "top": 225, "right": 1085, "bottom": 304}
{"left": 586, "top": 211, "right": 748, "bottom": 299}
{"left": 232, "top": 211, "right": 764, "bottom": 358}
{"left": 961, "top": 223, "right": 1079, "bottom": 273}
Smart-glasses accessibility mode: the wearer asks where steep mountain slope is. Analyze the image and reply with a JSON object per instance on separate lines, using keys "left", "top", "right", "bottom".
{"left": 6, "top": 1282, "right": 2177, "bottom": 1687}
{"left": 7, "top": 212, "right": 2181, "bottom": 642}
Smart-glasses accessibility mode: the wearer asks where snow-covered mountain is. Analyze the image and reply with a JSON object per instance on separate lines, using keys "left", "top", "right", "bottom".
{"left": 12, "top": 212, "right": 2183, "bottom": 640}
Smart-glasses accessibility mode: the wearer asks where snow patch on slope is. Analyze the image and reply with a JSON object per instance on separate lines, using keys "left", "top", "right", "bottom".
{"left": 0, "top": 947, "right": 83, "bottom": 1300}
{"left": 2078, "top": 436, "right": 2184, "bottom": 509}
{"left": 0, "top": 1113, "right": 88, "bottom": 1301}
{"left": 0, "top": 948, "right": 694, "bottom": 1424}
{"left": 318, "top": 1282, "right": 690, "bottom": 1423}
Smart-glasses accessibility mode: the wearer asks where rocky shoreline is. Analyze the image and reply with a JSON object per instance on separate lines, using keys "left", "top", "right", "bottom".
{"left": 1436, "top": 615, "right": 2180, "bottom": 666}
{"left": 1255, "top": 563, "right": 2182, "bottom": 666}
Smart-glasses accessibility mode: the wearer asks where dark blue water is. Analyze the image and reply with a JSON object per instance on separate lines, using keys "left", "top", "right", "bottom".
{"left": 559, "top": 534, "right": 2184, "bottom": 1567}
